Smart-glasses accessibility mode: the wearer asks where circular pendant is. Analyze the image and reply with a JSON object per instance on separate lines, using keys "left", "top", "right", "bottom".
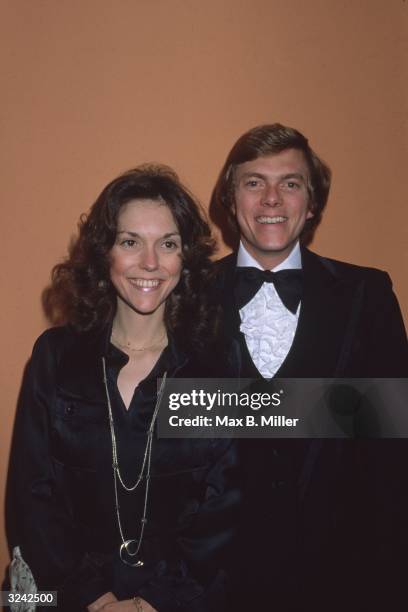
{"left": 119, "top": 539, "right": 144, "bottom": 567}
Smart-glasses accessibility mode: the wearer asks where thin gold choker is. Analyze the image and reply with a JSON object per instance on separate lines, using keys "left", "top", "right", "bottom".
{"left": 111, "top": 331, "right": 167, "bottom": 352}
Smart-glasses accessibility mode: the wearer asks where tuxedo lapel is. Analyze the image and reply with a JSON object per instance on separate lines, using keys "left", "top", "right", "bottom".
{"left": 276, "top": 248, "right": 364, "bottom": 377}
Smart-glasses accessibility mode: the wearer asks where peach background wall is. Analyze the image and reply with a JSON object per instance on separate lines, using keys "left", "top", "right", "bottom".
{"left": 1, "top": 0, "right": 407, "bottom": 578}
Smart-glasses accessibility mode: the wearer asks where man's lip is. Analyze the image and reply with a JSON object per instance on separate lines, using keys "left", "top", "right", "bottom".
{"left": 255, "top": 215, "right": 288, "bottom": 224}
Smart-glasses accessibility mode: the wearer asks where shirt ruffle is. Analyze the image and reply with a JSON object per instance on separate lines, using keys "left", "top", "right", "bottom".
{"left": 240, "top": 283, "right": 299, "bottom": 378}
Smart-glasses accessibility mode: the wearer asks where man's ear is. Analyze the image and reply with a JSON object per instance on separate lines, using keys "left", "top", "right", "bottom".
{"left": 306, "top": 201, "right": 315, "bottom": 220}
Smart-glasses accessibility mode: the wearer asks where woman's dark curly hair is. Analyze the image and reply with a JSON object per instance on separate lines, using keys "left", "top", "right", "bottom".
{"left": 43, "top": 164, "right": 218, "bottom": 351}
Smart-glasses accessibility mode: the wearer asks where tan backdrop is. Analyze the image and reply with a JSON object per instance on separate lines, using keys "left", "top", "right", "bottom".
{"left": 1, "top": 0, "right": 407, "bottom": 578}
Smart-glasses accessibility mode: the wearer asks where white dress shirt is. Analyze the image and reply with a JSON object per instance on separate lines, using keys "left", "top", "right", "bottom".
{"left": 237, "top": 242, "right": 302, "bottom": 378}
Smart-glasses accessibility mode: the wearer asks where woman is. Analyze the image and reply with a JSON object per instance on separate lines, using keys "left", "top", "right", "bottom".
{"left": 8, "top": 165, "right": 239, "bottom": 611}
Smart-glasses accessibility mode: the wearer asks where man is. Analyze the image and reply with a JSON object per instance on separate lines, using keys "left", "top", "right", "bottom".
{"left": 211, "top": 124, "right": 408, "bottom": 610}
{"left": 212, "top": 123, "right": 407, "bottom": 378}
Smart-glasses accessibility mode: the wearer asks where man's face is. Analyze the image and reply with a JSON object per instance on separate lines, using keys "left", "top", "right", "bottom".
{"left": 233, "top": 148, "right": 313, "bottom": 269}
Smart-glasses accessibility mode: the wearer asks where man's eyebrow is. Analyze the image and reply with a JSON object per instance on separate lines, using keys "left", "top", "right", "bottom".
{"left": 238, "top": 171, "right": 267, "bottom": 180}
{"left": 238, "top": 171, "right": 306, "bottom": 181}
{"left": 280, "top": 172, "right": 306, "bottom": 181}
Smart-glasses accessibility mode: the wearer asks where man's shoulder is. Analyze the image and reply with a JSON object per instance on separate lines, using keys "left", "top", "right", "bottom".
{"left": 212, "top": 252, "right": 237, "bottom": 290}
{"left": 305, "top": 249, "right": 391, "bottom": 285}
{"left": 214, "top": 252, "right": 236, "bottom": 270}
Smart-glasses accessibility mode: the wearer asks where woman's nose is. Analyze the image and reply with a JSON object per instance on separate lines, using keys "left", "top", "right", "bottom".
{"left": 139, "top": 246, "right": 159, "bottom": 271}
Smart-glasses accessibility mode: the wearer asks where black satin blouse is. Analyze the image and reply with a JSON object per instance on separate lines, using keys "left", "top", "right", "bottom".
{"left": 8, "top": 325, "right": 240, "bottom": 611}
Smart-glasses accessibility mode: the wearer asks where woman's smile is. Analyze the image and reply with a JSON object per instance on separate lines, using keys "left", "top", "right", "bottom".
{"left": 128, "top": 278, "right": 162, "bottom": 290}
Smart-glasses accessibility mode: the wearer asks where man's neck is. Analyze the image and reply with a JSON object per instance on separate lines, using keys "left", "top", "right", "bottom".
{"left": 237, "top": 241, "right": 302, "bottom": 271}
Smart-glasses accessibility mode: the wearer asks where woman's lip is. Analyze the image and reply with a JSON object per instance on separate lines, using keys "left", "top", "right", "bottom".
{"left": 128, "top": 278, "right": 163, "bottom": 290}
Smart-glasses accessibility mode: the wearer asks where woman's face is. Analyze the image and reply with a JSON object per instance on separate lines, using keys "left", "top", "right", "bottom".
{"left": 109, "top": 199, "right": 182, "bottom": 316}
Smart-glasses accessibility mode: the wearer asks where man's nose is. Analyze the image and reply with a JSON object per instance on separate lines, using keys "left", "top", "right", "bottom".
{"left": 139, "top": 245, "right": 159, "bottom": 271}
{"left": 261, "top": 183, "right": 281, "bottom": 206}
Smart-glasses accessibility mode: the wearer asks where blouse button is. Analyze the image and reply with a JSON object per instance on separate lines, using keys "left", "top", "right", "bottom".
{"left": 65, "top": 403, "right": 75, "bottom": 415}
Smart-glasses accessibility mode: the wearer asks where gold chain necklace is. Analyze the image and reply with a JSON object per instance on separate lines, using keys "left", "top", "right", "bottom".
{"left": 111, "top": 331, "right": 167, "bottom": 352}
{"left": 102, "top": 357, "right": 167, "bottom": 567}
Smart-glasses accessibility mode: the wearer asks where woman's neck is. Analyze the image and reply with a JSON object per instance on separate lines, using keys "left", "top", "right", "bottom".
{"left": 112, "top": 301, "right": 167, "bottom": 348}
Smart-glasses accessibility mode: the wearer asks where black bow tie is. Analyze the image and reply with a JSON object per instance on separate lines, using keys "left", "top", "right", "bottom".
{"left": 235, "top": 267, "right": 303, "bottom": 314}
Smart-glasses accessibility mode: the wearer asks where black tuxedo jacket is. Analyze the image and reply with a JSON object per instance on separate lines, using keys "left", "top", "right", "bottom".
{"left": 215, "top": 247, "right": 408, "bottom": 377}
{"left": 215, "top": 248, "right": 408, "bottom": 611}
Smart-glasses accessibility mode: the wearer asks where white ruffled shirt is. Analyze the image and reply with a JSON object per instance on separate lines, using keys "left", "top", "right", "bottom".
{"left": 237, "top": 242, "right": 301, "bottom": 378}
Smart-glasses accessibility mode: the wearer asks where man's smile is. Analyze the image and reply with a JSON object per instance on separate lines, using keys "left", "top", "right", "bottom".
{"left": 255, "top": 215, "right": 288, "bottom": 224}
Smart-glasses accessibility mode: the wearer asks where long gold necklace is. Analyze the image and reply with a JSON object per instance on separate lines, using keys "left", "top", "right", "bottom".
{"left": 102, "top": 357, "right": 167, "bottom": 567}
{"left": 111, "top": 331, "right": 167, "bottom": 353}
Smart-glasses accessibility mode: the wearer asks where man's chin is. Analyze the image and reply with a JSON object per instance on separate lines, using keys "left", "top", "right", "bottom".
{"left": 244, "top": 239, "right": 298, "bottom": 268}
{"left": 248, "top": 240, "right": 296, "bottom": 255}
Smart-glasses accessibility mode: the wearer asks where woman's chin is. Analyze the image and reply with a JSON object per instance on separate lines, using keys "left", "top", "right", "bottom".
{"left": 117, "top": 295, "right": 167, "bottom": 317}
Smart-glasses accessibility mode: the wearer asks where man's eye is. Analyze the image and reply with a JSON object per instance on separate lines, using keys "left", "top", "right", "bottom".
{"left": 244, "top": 179, "right": 262, "bottom": 188}
{"left": 121, "top": 239, "right": 136, "bottom": 247}
{"left": 281, "top": 181, "right": 300, "bottom": 190}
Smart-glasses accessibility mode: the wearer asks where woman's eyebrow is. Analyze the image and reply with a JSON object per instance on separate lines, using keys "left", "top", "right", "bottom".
{"left": 116, "top": 230, "right": 181, "bottom": 238}
{"left": 162, "top": 232, "right": 181, "bottom": 238}
{"left": 116, "top": 230, "right": 139, "bottom": 237}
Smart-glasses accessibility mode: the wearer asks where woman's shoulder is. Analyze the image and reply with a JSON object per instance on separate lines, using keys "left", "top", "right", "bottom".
{"left": 28, "top": 326, "right": 106, "bottom": 391}
{"left": 30, "top": 325, "right": 98, "bottom": 369}
{"left": 32, "top": 325, "right": 79, "bottom": 353}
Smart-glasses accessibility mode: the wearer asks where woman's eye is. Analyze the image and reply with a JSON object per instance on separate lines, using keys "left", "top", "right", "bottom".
{"left": 121, "top": 239, "right": 137, "bottom": 247}
{"left": 162, "top": 240, "right": 178, "bottom": 250}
